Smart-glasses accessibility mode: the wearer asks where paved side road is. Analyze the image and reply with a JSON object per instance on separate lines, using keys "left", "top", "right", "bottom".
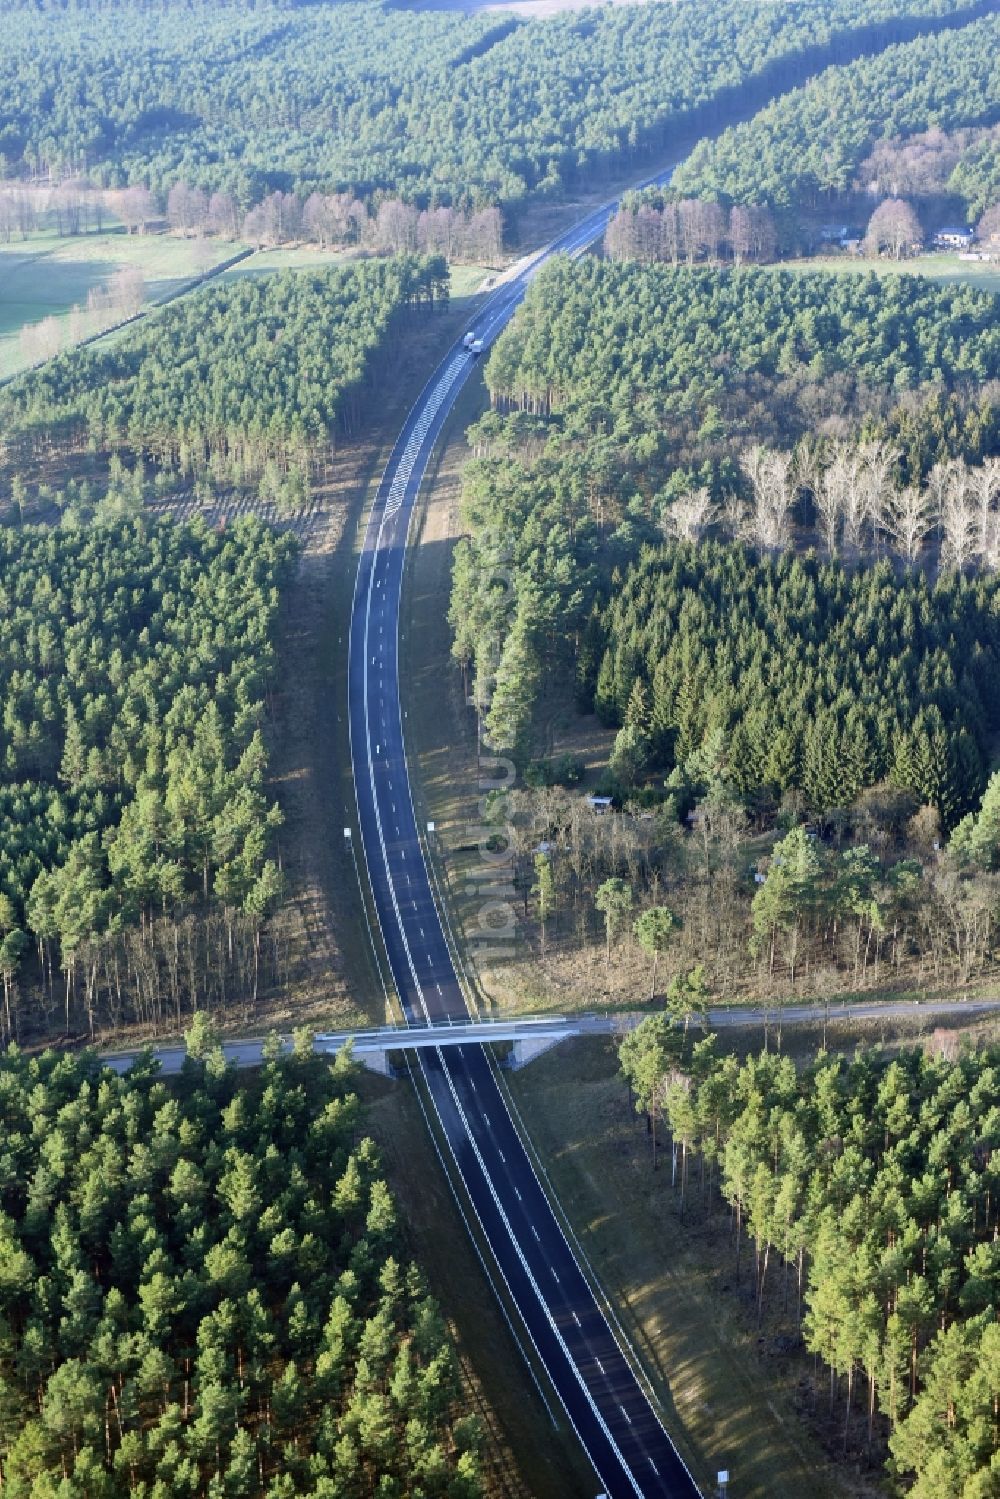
{"left": 99, "top": 997, "right": 1000, "bottom": 1076}
{"left": 713, "top": 998, "right": 1000, "bottom": 1027}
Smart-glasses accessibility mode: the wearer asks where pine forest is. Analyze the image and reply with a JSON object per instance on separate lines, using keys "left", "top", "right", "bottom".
{"left": 618, "top": 1024, "right": 1000, "bottom": 1496}
{"left": 0, "top": 1033, "right": 480, "bottom": 1497}
{"left": 671, "top": 14, "right": 1000, "bottom": 228}
{"left": 0, "top": 0, "right": 989, "bottom": 221}
{"left": 2, "top": 0, "right": 1000, "bottom": 1494}
{"left": 0, "top": 517, "right": 296, "bottom": 1043}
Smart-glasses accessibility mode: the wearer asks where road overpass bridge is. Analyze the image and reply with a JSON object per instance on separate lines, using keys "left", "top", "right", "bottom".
{"left": 99, "top": 998, "right": 1000, "bottom": 1079}
{"left": 314, "top": 1014, "right": 607, "bottom": 1073}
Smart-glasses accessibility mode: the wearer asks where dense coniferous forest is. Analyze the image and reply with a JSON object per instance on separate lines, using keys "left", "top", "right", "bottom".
{"left": 3, "top": 0, "right": 1000, "bottom": 1485}
{"left": 0, "top": 259, "right": 445, "bottom": 492}
{"left": 949, "top": 133, "right": 1000, "bottom": 222}
{"left": 0, "top": 0, "right": 990, "bottom": 216}
{"left": 453, "top": 257, "right": 1000, "bottom": 762}
{"left": 451, "top": 251, "right": 1000, "bottom": 1007}
{"left": 0, "top": 517, "right": 296, "bottom": 1041}
{"left": 670, "top": 14, "right": 1000, "bottom": 223}
{"left": 486, "top": 258, "right": 1000, "bottom": 410}
{"left": 0, "top": 1035, "right": 480, "bottom": 1496}
{"left": 585, "top": 541, "right": 1000, "bottom": 824}
{"left": 618, "top": 1027, "right": 1000, "bottom": 1494}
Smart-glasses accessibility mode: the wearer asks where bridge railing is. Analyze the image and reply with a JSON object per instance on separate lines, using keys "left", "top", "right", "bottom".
{"left": 313, "top": 1013, "right": 577, "bottom": 1049}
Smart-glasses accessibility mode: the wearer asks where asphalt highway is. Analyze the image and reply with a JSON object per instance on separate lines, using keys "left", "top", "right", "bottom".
{"left": 346, "top": 175, "right": 705, "bottom": 1499}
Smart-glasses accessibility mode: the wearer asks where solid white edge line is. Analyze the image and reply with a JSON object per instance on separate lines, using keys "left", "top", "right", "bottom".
{"left": 348, "top": 160, "right": 704, "bottom": 1499}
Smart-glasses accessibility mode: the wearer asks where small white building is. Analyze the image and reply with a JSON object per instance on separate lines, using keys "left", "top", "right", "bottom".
{"left": 587, "top": 795, "right": 613, "bottom": 814}
{"left": 934, "top": 226, "right": 974, "bottom": 249}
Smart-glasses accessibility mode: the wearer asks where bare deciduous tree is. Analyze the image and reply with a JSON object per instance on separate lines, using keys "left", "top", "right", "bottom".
{"left": 50, "top": 185, "right": 83, "bottom": 236}
{"left": 678, "top": 198, "right": 702, "bottom": 264}
{"left": 976, "top": 203, "right": 1000, "bottom": 246}
{"left": 663, "top": 487, "right": 717, "bottom": 543}
{"left": 729, "top": 204, "right": 753, "bottom": 266}
{"left": 858, "top": 439, "right": 902, "bottom": 553}
{"left": 863, "top": 197, "right": 922, "bottom": 260}
{"left": 739, "top": 445, "right": 796, "bottom": 552}
{"left": 970, "top": 455, "right": 1000, "bottom": 559}
{"left": 839, "top": 452, "right": 871, "bottom": 554}
{"left": 208, "top": 190, "right": 241, "bottom": 239}
{"left": 748, "top": 204, "right": 778, "bottom": 263}
{"left": 0, "top": 189, "right": 37, "bottom": 241}
{"left": 118, "top": 185, "right": 157, "bottom": 235}
{"left": 417, "top": 204, "right": 458, "bottom": 259}
{"left": 108, "top": 266, "right": 145, "bottom": 319}
{"left": 464, "top": 207, "right": 503, "bottom": 264}
{"left": 242, "top": 190, "right": 302, "bottom": 248}
{"left": 939, "top": 461, "right": 977, "bottom": 572}
{"left": 722, "top": 489, "right": 753, "bottom": 545}
{"left": 856, "top": 127, "right": 972, "bottom": 200}
{"left": 882, "top": 484, "right": 935, "bottom": 564}
{"left": 167, "top": 182, "right": 209, "bottom": 236}
{"left": 373, "top": 198, "right": 418, "bottom": 254}
{"left": 20, "top": 315, "right": 62, "bottom": 365}
{"left": 813, "top": 444, "right": 866, "bottom": 555}
{"left": 608, "top": 199, "right": 775, "bottom": 266}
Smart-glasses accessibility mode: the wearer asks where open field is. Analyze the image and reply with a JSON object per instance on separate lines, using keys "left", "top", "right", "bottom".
{"left": 786, "top": 250, "right": 1000, "bottom": 294}
{"left": 0, "top": 226, "right": 242, "bottom": 378}
{"left": 220, "top": 244, "right": 350, "bottom": 278}
{"left": 223, "top": 245, "right": 496, "bottom": 302}
{"left": 0, "top": 230, "right": 494, "bottom": 385}
{"left": 448, "top": 261, "right": 498, "bottom": 299}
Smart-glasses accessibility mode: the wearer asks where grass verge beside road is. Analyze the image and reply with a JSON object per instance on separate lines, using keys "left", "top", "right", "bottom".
{"left": 506, "top": 1028, "right": 916, "bottom": 1499}
{"left": 265, "top": 297, "right": 490, "bottom": 1036}
{"left": 359, "top": 1063, "right": 600, "bottom": 1499}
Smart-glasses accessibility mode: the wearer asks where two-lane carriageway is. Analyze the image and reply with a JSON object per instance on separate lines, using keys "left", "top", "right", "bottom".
{"left": 348, "top": 182, "right": 703, "bottom": 1497}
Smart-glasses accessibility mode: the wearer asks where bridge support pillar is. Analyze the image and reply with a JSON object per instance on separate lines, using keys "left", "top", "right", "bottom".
{"left": 358, "top": 1048, "right": 394, "bottom": 1077}
{"left": 508, "top": 1035, "right": 563, "bottom": 1070}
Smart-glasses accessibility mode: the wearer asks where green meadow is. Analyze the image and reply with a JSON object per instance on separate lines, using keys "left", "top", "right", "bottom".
{"left": 786, "top": 250, "right": 1000, "bottom": 295}
{"left": 0, "top": 226, "right": 242, "bottom": 379}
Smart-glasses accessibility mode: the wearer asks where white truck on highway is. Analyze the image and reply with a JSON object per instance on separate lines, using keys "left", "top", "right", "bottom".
{"left": 463, "top": 331, "right": 484, "bottom": 354}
